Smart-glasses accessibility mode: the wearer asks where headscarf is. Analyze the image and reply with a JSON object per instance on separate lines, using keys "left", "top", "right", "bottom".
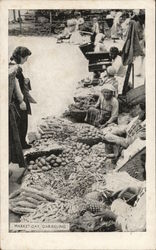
{"left": 101, "top": 84, "right": 116, "bottom": 93}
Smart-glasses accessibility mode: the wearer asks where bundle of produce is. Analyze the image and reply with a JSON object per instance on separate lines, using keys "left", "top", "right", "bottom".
{"left": 38, "top": 117, "right": 78, "bottom": 141}
{"left": 76, "top": 124, "right": 104, "bottom": 145}
{"left": 9, "top": 187, "right": 56, "bottom": 215}
{"left": 21, "top": 197, "right": 87, "bottom": 224}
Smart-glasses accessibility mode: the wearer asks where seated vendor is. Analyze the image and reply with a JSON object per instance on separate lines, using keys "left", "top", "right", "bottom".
{"left": 85, "top": 84, "right": 119, "bottom": 128}
{"left": 101, "top": 66, "right": 118, "bottom": 97}
{"left": 103, "top": 103, "right": 146, "bottom": 157}
{"left": 109, "top": 46, "right": 127, "bottom": 94}
{"left": 94, "top": 33, "right": 107, "bottom": 52}
{"left": 57, "top": 23, "right": 71, "bottom": 41}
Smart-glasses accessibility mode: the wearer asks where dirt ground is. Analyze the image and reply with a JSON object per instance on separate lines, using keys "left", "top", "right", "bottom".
{"left": 9, "top": 36, "right": 145, "bottom": 135}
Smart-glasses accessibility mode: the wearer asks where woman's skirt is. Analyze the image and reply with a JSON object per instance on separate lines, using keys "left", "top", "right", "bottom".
{"left": 9, "top": 103, "right": 26, "bottom": 168}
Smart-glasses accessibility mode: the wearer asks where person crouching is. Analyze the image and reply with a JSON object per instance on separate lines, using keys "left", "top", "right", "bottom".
{"left": 85, "top": 84, "right": 119, "bottom": 128}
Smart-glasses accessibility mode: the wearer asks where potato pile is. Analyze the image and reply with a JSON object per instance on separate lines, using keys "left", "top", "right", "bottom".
{"left": 77, "top": 125, "right": 104, "bottom": 145}
{"left": 28, "top": 153, "right": 68, "bottom": 172}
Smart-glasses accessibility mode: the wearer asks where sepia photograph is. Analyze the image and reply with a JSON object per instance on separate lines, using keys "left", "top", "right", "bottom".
{"left": 8, "top": 8, "right": 147, "bottom": 233}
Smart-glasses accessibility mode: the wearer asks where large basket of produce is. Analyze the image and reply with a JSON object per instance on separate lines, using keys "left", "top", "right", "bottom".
{"left": 69, "top": 95, "right": 98, "bottom": 122}
{"left": 69, "top": 108, "right": 87, "bottom": 122}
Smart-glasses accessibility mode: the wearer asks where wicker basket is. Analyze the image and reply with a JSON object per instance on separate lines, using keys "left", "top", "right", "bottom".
{"left": 69, "top": 109, "right": 87, "bottom": 123}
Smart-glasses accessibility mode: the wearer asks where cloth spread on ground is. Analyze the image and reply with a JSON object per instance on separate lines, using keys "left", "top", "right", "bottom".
{"left": 121, "top": 20, "right": 144, "bottom": 66}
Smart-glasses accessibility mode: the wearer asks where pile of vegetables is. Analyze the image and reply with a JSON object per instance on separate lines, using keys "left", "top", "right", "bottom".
{"left": 69, "top": 95, "right": 98, "bottom": 111}
{"left": 9, "top": 187, "right": 57, "bottom": 215}
{"left": 38, "top": 117, "right": 77, "bottom": 141}
{"left": 77, "top": 125, "right": 104, "bottom": 145}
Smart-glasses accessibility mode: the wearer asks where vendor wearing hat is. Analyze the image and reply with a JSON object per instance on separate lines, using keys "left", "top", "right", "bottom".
{"left": 101, "top": 66, "right": 118, "bottom": 97}
{"left": 85, "top": 84, "right": 119, "bottom": 128}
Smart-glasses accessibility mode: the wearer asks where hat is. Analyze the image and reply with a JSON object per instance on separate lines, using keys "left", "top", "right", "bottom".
{"left": 101, "top": 84, "right": 116, "bottom": 92}
{"left": 107, "top": 66, "right": 116, "bottom": 76}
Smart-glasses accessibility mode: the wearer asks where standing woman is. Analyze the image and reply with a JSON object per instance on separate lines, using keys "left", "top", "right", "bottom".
{"left": 10, "top": 46, "right": 35, "bottom": 149}
{"left": 9, "top": 64, "right": 26, "bottom": 168}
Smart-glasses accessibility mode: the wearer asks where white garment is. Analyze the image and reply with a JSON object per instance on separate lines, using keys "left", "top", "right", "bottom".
{"left": 112, "top": 55, "right": 126, "bottom": 77}
{"left": 112, "top": 55, "right": 126, "bottom": 94}
{"left": 92, "top": 22, "right": 100, "bottom": 34}
{"left": 70, "top": 31, "right": 83, "bottom": 44}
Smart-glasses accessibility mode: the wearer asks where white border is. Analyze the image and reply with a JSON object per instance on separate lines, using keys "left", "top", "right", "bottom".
{"left": 0, "top": 1, "right": 155, "bottom": 249}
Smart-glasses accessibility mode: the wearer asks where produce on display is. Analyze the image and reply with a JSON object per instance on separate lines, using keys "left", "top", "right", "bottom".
{"left": 9, "top": 115, "right": 145, "bottom": 232}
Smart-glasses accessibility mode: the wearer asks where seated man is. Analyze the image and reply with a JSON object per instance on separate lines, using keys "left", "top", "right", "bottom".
{"left": 85, "top": 84, "right": 119, "bottom": 128}
{"left": 57, "top": 23, "right": 71, "bottom": 41}
{"left": 103, "top": 103, "right": 146, "bottom": 157}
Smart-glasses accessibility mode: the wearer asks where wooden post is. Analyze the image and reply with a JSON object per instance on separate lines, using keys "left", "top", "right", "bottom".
{"left": 13, "top": 10, "right": 16, "bottom": 22}
{"left": 49, "top": 11, "right": 52, "bottom": 33}
{"left": 122, "top": 63, "right": 132, "bottom": 95}
{"left": 132, "top": 63, "right": 134, "bottom": 89}
{"left": 18, "top": 10, "right": 22, "bottom": 34}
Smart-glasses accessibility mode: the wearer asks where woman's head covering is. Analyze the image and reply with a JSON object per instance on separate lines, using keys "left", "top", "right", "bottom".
{"left": 101, "top": 84, "right": 116, "bottom": 93}
{"left": 107, "top": 66, "right": 116, "bottom": 76}
{"left": 10, "top": 46, "right": 31, "bottom": 64}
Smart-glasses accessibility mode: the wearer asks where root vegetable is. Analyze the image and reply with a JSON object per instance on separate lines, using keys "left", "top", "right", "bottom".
{"left": 53, "top": 163, "right": 59, "bottom": 167}
{"left": 46, "top": 156, "right": 52, "bottom": 162}
{"left": 28, "top": 165, "right": 33, "bottom": 171}
{"left": 29, "top": 161, "right": 35, "bottom": 165}
{"left": 9, "top": 189, "right": 21, "bottom": 199}
{"left": 56, "top": 158, "right": 62, "bottom": 164}
{"left": 40, "top": 158, "right": 46, "bottom": 165}
{"left": 32, "top": 165, "right": 38, "bottom": 170}
{"left": 21, "top": 189, "right": 47, "bottom": 202}
{"left": 10, "top": 206, "right": 35, "bottom": 214}
{"left": 24, "top": 196, "right": 41, "bottom": 205}
{"left": 38, "top": 162, "right": 43, "bottom": 168}
{"left": 42, "top": 166, "right": 49, "bottom": 171}
{"left": 15, "top": 201, "right": 37, "bottom": 209}
{"left": 50, "top": 160, "right": 55, "bottom": 164}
